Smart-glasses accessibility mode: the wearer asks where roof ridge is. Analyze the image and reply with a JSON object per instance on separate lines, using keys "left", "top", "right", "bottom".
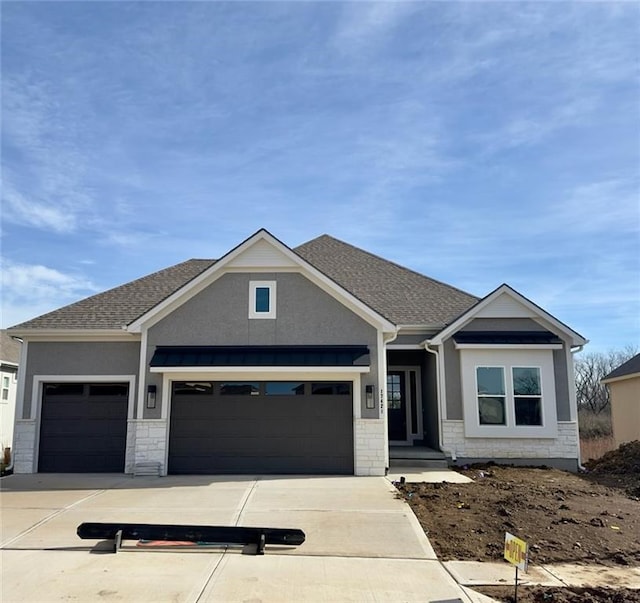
{"left": 297, "top": 234, "right": 479, "bottom": 302}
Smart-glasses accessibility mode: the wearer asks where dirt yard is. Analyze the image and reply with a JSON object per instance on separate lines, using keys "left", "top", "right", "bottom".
{"left": 397, "top": 441, "right": 640, "bottom": 603}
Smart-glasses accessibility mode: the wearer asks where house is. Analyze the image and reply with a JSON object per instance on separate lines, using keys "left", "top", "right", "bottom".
{"left": 602, "top": 353, "right": 640, "bottom": 446}
{"left": 7, "top": 230, "right": 587, "bottom": 476}
{"left": 0, "top": 330, "right": 21, "bottom": 459}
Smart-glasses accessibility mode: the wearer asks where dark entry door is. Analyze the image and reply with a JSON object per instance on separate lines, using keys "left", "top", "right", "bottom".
{"left": 387, "top": 371, "right": 407, "bottom": 441}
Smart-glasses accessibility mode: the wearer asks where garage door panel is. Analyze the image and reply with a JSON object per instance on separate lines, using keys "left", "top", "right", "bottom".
{"left": 169, "top": 381, "right": 353, "bottom": 475}
{"left": 39, "top": 383, "right": 128, "bottom": 473}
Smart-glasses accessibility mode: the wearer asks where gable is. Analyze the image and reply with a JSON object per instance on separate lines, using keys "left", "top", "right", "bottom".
{"left": 127, "top": 230, "right": 396, "bottom": 333}
{"left": 225, "top": 238, "right": 298, "bottom": 269}
{"left": 429, "top": 284, "right": 587, "bottom": 347}
{"left": 474, "top": 292, "right": 537, "bottom": 319}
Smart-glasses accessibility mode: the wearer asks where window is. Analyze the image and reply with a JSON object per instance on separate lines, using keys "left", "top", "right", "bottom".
{"left": 311, "top": 382, "right": 351, "bottom": 395}
{"left": 476, "top": 367, "right": 506, "bottom": 425}
{"left": 89, "top": 384, "right": 128, "bottom": 397}
{"left": 220, "top": 382, "right": 260, "bottom": 395}
{"left": 265, "top": 382, "right": 305, "bottom": 395}
{"left": 44, "top": 383, "right": 85, "bottom": 396}
{"left": 249, "top": 281, "right": 276, "bottom": 319}
{"left": 513, "top": 367, "right": 542, "bottom": 426}
{"left": 461, "top": 349, "right": 557, "bottom": 438}
{"left": 476, "top": 366, "right": 543, "bottom": 427}
{"left": 387, "top": 373, "right": 403, "bottom": 410}
{"left": 173, "top": 382, "right": 214, "bottom": 396}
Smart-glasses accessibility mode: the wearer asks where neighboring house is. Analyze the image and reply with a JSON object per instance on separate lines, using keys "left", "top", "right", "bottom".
{"left": 0, "top": 330, "right": 22, "bottom": 457}
{"left": 7, "top": 230, "right": 587, "bottom": 476}
{"left": 602, "top": 353, "right": 640, "bottom": 446}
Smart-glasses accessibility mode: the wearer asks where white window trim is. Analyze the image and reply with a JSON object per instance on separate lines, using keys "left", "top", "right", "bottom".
{"left": 461, "top": 349, "right": 557, "bottom": 438}
{"left": 249, "top": 280, "right": 276, "bottom": 319}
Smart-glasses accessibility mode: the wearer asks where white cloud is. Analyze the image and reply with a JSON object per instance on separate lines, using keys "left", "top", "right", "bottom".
{"left": 2, "top": 182, "right": 77, "bottom": 234}
{"left": 333, "top": 2, "right": 418, "bottom": 53}
{"left": 1, "top": 259, "right": 99, "bottom": 327}
{"left": 2, "top": 74, "right": 95, "bottom": 234}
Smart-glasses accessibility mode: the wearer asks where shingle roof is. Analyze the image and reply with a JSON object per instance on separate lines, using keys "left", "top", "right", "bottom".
{"left": 9, "top": 260, "right": 215, "bottom": 330}
{"left": 294, "top": 235, "right": 478, "bottom": 326}
{"left": 1, "top": 330, "right": 22, "bottom": 363}
{"left": 603, "top": 353, "right": 640, "bottom": 381}
{"left": 10, "top": 234, "right": 479, "bottom": 331}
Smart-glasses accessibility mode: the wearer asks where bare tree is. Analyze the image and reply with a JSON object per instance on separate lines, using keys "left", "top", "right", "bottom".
{"left": 575, "top": 345, "right": 639, "bottom": 414}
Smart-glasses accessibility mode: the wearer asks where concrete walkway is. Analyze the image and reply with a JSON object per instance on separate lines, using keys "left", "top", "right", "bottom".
{"left": 446, "top": 560, "right": 640, "bottom": 590}
{"left": 1, "top": 473, "right": 472, "bottom": 602}
{"left": 2, "top": 473, "right": 638, "bottom": 602}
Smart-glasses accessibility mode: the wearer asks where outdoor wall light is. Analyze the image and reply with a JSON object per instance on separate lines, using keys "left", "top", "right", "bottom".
{"left": 146, "top": 385, "right": 157, "bottom": 409}
{"left": 365, "top": 384, "right": 375, "bottom": 409}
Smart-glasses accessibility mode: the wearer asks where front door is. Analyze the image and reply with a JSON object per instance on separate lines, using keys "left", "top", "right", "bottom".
{"left": 387, "top": 371, "right": 407, "bottom": 441}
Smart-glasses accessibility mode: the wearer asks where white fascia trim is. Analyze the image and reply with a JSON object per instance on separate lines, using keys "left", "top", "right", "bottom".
{"left": 126, "top": 230, "right": 396, "bottom": 333}
{"left": 150, "top": 365, "right": 370, "bottom": 374}
{"left": 601, "top": 372, "right": 640, "bottom": 385}
{"left": 14, "top": 340, "right": 28, "bottom": 423}
{"left": 455, "top": 343, "right": 563, "bottom": 350}
{"left": 11, "top": 330, "right": 140, "bottom": 342}
{"left": 396, "top": 325, "right": 441, "bottom": 334}
{"left": 387, "top": 344, "right": 424, "bottom": 350}
{"left": 428, "top": 284, "right": 588, "bottom": 347}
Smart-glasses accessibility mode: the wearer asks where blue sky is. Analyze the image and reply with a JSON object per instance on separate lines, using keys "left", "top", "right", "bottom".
{"left": 2, "top": 1, "right": 639, "bottom": 353}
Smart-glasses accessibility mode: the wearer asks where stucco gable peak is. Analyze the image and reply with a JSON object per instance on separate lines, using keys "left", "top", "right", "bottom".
{"left": 126, "top": 229, "right": 395, "bottom": 333}
{"left": 428, "top": 284, "right": 587, "bottom": 347}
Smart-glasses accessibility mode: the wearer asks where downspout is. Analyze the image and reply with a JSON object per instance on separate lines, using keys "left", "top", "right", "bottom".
{"left": 424, "top": 340, "right": 456, "bottom": 462}
{"left": 4, "top": 336, "right": 25, "bottom": 474}
{"left": 570, "top": 343, "right": 586, "bottom": 470}
{"left": 381, "top": 329, "right": 399, "bottom": 473}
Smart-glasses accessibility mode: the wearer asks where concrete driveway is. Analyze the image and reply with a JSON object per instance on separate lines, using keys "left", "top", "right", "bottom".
{"left": 1, "top": 474, "right": 473, "bottom": 602}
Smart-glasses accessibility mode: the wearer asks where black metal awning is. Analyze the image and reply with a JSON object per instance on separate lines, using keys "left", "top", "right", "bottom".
{"left": 150, "top": 345, "right": 370, "bottom": 368}
{"left": 453, "top": 331, "right": 562, "bottom": 345}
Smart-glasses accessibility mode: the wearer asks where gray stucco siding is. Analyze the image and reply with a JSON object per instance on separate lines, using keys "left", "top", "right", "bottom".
{"left": 443, "top": 338, "right": 463, "bottom": 420}
{"left": 146, "top": 272, "right": 379, "bottom": 420}
{"left": 22, "top": 341, "right": 140, "bottom": 418}
{"left": 149, "top": 273, "right": 376, "bottom": 346}
{"left": 554, "top": 348, "right": 571, "bottom": 420}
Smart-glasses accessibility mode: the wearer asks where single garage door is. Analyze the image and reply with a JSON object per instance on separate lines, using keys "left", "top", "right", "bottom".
{"left": 38, "top": 382, "right": 128, "bottom": 472}
{"left": 169, "top": 381, "right": 354, "bottom": 474}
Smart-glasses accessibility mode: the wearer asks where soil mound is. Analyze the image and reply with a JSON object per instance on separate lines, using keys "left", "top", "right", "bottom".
{"left": 585, "top": 440, "right": 640, "bottom": 474}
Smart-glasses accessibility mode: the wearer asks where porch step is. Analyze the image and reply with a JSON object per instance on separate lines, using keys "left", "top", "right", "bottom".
{"left": 389, "top": 447, "right": 449, "bottom": 469}
{"left": 132, "top": 462, "right": 161, "bottom": 477}
{"left": 389, "top": 458, "right": 449, "bottom": 469}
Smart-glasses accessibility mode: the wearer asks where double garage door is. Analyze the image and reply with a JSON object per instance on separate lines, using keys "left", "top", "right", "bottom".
{"left": 38, "top": 380, "right": 354, "bottom": 474}
{"left": 168, "top": 380, "right": 354, "bottom": 475}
